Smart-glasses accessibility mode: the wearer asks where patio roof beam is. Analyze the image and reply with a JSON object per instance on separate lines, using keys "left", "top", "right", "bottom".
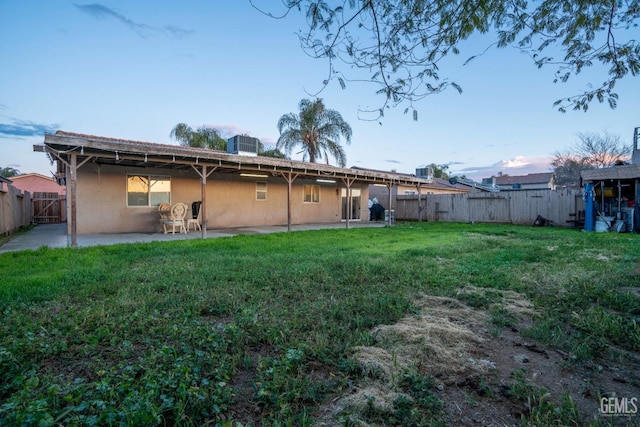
{"left": 44, "top": 133, "right": 432, "bottom": 186}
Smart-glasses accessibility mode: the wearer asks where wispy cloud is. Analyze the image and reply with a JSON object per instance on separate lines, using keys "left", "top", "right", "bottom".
{"left": 74, "top": 3, "right": 193, "bottom": 39}
{"left": 0, "top": 119, "right": 59, "bottom": 138}
{"left": 209, "top": 124, "right": 244, "bottom": 139}
{"left": 454, "top": 156, "right": 553, "bottom": 180}
{"left": 207, "top": 124, "right": 277, "bottom": 145}
{"left": 384, "top": 159, "right": 402, "bottom": 164}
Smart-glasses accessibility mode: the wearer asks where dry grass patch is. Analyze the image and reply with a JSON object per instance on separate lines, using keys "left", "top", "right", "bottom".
{"left": 319, "top": 293, "right": 537, "bottom": 425}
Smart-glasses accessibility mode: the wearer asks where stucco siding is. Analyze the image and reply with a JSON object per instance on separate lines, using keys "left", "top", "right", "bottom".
{"left": 73, "top": 164, "right": 363, "bottom": 233}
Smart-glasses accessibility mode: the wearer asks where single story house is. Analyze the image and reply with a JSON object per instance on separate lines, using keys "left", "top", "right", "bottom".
{"left": 37, "top": 131, "right": 432, "bottom": 246}
{"left": 491, "top": 172, "right": 555, "bottom": 190}
{"left": 9, "top": 173, "right": 66, "bottom": 196}
{"left": 10, "top": 173, "right": 67, "bottom": 223}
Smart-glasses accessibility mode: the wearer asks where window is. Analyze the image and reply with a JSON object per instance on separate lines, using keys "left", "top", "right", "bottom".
{"left": 256, "top": 181, "right": 267, "bottom": 200}
{"left": 303, "top": 185, "right": 320, "bottom": 203}
{"left": 127, "top": 175, "right": 170, "bottom": 207}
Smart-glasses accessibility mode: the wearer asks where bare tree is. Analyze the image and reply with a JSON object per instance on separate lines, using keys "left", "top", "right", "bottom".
{"left": 571, "top": 132, "right": 631, "bottom": 168}
{"left": 552, "top": 131, "right": 631, "bottom": 186}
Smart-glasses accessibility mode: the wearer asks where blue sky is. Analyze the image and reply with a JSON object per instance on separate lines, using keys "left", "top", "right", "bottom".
{"left": 1, "top": 1, "right": 638, "bottom": 181}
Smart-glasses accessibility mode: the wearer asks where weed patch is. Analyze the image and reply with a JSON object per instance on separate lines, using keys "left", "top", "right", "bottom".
{"left": 0, "top": 223, "right": 638, "bottom": 425}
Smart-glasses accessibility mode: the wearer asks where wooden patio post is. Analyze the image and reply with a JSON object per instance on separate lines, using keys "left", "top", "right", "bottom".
{"left": 387, "top": 183, "right": 393, "bottom": 226}
{"left": 341, "top": 178, "right": 355, "bottom": 229}
{"left": 287, "top": 175, "right": 292, "bottom": 232}
{"left": 69, "top": 152, "right": 77, "bottom": 248}
{"left": 201, "top": 165, "right": 207, "bottom": 239}
{"left": 192, "top": 164, "right": 217, "bottom": 239}
{"left": 417, "top": 183, "right": 422, "bottom": 222}
{"left": 280, "top": 172, "right": 299, "bottom": 232}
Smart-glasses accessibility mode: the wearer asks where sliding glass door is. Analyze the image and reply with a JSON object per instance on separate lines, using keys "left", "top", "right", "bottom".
{"left": 341, "top": 188, "right": 361, "bottom": 221}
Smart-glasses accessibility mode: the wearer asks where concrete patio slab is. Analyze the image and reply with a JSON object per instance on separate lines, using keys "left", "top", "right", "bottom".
{"left": 0, "top": 222, "right": 386, "bottom": 253}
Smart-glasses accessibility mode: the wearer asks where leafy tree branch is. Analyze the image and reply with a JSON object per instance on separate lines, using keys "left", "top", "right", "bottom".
{"left": 253, "top": 0, "right": 640, "bottom": 119}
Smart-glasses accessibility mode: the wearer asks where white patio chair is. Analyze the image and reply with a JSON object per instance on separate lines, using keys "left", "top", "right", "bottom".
{"left": 162, "top": 203, "right": 187, "bottom": 234}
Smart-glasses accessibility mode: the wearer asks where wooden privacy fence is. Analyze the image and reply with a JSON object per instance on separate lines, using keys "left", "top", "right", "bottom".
{"left": 32, "top": 192, "right": 66, "bottom": 223}
{"left": 0, "top": 183, "right": 33, "bottom": 235}
{"left": 395, "top": 188, "right": 585, "bottom": 226}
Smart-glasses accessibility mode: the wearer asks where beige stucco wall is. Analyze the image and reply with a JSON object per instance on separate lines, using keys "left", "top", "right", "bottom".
{"left": 73, "top": 164, "right": 368, "bottom": 234}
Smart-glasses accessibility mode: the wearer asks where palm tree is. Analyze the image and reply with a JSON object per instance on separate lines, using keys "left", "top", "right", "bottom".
{"left": 170, "top": 123, "right": 227, "bottom": 151}
{"left": 277, "top": 98, "right": 352, "bottom": 167}
{"left": 0, "top": 166, "right": 20, "bottom": 177}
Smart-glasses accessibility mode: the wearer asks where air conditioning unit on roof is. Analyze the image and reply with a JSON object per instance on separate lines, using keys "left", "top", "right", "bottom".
{"left": 415, "top": 166, "right": 434, "bottom": 180}
{"left": 227, "top": 135, "right": 259, "bottom": 156}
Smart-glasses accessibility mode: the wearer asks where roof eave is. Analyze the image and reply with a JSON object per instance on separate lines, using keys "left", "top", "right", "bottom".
{"left": 42, "top": 132, "right": 431, "bottom": 186}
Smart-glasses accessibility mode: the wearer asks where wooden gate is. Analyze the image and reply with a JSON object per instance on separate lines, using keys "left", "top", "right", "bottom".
{"left": 32, "top": 192, "right": 66, "bottom": 223}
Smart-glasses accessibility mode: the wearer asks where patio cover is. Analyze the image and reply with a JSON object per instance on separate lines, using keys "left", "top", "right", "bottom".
{"left": 581, "top": 164, "right": 640, "bottom": 181}
{"left": 36, "top": 131, "right": 432, "bottom": 246}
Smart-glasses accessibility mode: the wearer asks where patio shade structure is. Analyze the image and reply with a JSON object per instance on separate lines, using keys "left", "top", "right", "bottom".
{"left": 580, "top": 163, "right": 640, "bottom": 232}
{"left": 37, "top": 131, "right": 432, "bottom": 247}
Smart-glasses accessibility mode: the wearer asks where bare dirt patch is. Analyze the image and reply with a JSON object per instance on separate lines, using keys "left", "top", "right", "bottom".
{"left": 316, "top": 291, "right": 640, "bottom": 426}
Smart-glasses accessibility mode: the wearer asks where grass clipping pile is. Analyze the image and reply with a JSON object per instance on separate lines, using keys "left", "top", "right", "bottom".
{"left": 317, "top": 289, "right": 563, "bottom": 426}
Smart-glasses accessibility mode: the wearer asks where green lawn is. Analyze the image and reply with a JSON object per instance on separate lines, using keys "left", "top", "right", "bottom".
{"left": 0, "top": 223, "right": 638, "bottom": 426}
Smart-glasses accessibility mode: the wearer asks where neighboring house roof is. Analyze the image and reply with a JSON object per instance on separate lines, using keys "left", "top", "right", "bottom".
{"left": 353, "top": 166, "right": 486, "bottom": 192}
{"left": 0, "top": 176, "right": 13, "bottom": 185}
{"left": 39, "top": 131, "right": 432, "bottom": 187}
{"left": 430, "top": 177, "right": 468, "bottom": 192}
{"left": 448, "top": 178, "right": 499, "bottom": 192}
{"left": 494, "top": 173, "right": 554, "bottom": 186}
{"left": 10, "top": 173, "right": 66, "bottom": 195}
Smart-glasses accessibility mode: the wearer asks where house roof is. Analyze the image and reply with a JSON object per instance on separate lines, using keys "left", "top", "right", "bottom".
{"left": 38, "top": 131, "right": 433, "bottom": 187}
{"left": 581, "top": 164, "right": 640, "bottom": 181}
{"left": 11, "top": 173, "right": 56, "bottom": 182}
{"left": 0, "top": 176, "right": 13, "bottom": 185}
{"left": 494, "top": 173, "right": 554, "bottom": 185}
{"left": 430, "top": 177, "right": 469, "bottom": 192}
{"left": 448, "top": 178, "right": 499, "bottom": 192}
{"left": 10, "top": 172, "right": 66, "bottom": 195}
{"left": 351, "top": 167, "right": 494, "bottom": 193}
